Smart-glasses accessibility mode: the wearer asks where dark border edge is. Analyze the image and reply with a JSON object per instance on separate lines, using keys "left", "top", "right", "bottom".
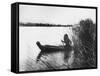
{"left": 11, "top": 3, "right": 19, "bottom": 73}
{"left": 13, "top": 2, "right": 97, "bottom": 9}
{"left": 17, "top": 67, "right": 98, "bottom": 74}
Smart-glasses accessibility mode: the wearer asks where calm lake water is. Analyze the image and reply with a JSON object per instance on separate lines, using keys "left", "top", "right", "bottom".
{"left": 19, "top": 26, "right": 73, "bottom": 71}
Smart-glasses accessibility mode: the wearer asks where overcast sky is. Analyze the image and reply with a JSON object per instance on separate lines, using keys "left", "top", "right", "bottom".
{"left": 19, "top": 5, "right": 96, "bottom": 25}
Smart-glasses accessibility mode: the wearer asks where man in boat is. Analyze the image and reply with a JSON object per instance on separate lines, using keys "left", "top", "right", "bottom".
{"left": 61, "top": 34, "right": 72, "bottom": 62}
{"left": 36, "top": 34, "right": 72, "bottom": 62}
{"left": 61, "top": 34, "right": 71, "bottom": 46}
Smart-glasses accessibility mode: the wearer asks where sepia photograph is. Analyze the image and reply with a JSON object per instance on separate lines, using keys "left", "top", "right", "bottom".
{"left": 18, "top": 4, "right": 97, "bottom": 72}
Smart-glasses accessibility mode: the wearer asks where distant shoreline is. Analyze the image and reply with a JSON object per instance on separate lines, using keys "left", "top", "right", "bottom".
{"left": 19, "top": 22, "right": 73, "bottom": 27}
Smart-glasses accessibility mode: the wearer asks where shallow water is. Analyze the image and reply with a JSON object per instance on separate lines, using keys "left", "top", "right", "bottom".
{"left": 19, "top": 26, "right": 73, "bottom": 71}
